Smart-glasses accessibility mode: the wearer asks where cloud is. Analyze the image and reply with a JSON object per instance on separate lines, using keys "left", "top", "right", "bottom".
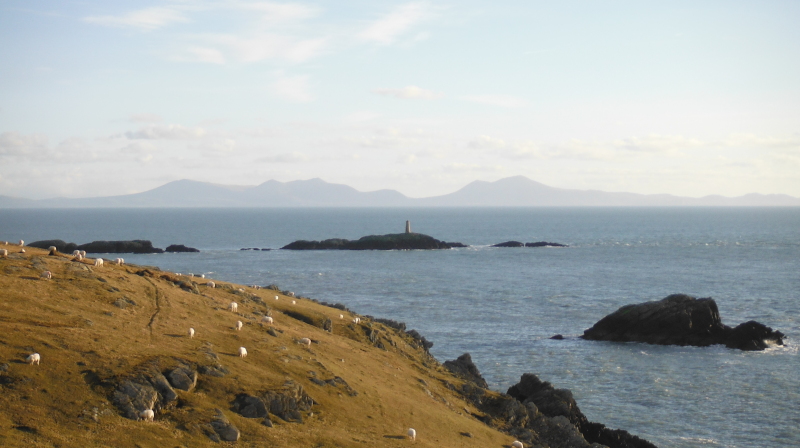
{"left": 0, "top": 132, "right": 49, "bottom": 158}
{"left": 187, "top": 47, "right": 227, "bottom": 64}
{"left": 468, "top": 135, "right": 506, "bottom": 150}
{"left": 254, "top": 152, "right": 310, "bottom": 163}
{"left": 129, "top": 113, "right": 163, "bottom": 123}
{"left": 372, "top": 85, "right": 443, "bottom": 99}
{"left": 185, "top": 34, "right": 327, "bottom": 64}
{"left": 358, "top": 2, "right": 434, "bottom": 45}
{"left": 239, "top": 2, "right": 320, "bottom": 23}
{"left": 462, "top": 95, "right": 528, "bottom": 108}
{"left": 125, "top": 124, "right": 207, "bottom": 140}
{"left": 84, "top": 7, "right": 189, "bottom": 31}
{"left": 272, "top": 73, "right": 314, "bottom": 102}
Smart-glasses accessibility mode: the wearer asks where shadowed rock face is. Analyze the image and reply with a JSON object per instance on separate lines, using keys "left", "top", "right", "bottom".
{"left": 581, "top": 294, "right": 784, "bottom": 351}
{"left": 443, "top": 353, "right": 488, "bottom": 389}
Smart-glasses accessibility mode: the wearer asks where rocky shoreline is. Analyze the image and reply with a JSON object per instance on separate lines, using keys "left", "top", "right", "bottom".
{"left": 28, "top": 239, "right": 198, "bottom": 254}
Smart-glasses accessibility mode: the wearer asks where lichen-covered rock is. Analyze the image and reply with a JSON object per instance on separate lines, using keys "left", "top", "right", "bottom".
{"left": 111, "top": 380, "right": 158, "bottom": 420}
{"left": 209, "top": 409, "right": 240, "bottom": 442}
{"left": 167, "top": 366, "right": 198, "bottom": 392}
{"left": 231, "top": 394, "right": 268, "bottom": 418}
{"left": 262, "top": 381, "right": 315, "bottom": 423}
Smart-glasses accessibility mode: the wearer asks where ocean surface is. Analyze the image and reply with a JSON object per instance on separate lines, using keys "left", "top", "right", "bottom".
{"left": 2, "top": 207, "right": 798, "bottom": 448}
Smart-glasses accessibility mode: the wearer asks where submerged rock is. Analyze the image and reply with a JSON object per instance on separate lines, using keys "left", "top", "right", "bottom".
{"left": 492, "top": 241, "right": 525, "bottom": 247}
{"left": 582, "top": 294, "right": 784, "bottom": 351}
{"left": 526, "top": 241, "right": 568, "bottom": 247}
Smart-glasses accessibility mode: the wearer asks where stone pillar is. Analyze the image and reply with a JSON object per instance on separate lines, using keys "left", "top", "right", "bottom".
{"left": 405, "top": 220, "right": 411, "bottom": 234}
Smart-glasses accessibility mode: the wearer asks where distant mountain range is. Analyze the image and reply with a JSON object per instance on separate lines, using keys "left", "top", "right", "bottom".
{"left": 1, "top": 176, "right": 798, "bottom": 208}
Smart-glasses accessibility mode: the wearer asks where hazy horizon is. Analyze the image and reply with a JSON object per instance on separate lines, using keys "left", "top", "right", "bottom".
{"left": 2, "top": 1, "right": 799, "bottom": 200}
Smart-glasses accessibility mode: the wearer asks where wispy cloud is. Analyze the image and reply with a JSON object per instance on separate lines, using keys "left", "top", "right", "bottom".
{"left": 462, "top": 94, "right": 528, "bottom": 108}
{"left": 84, "top": 7, "right": 189, "bottom": 31}
{"left": 125, "top": 124, "right": 207, "bottom": 140}
{"left": 358, "top": 2, "right": 435, "bottom": 45}
{"left": 271, "top": 73, "right": 314, "bottom": 102}
{"left": 0, "top": 132, "right": 49, "bottom": 158}
{"left": 372, "top": 85, "right": 443, "bottom": 99}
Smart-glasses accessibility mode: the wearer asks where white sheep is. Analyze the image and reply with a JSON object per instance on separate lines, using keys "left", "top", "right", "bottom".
{"left": 19, "top": 248, "right": 25, "bottom": 253}
{"left": 75, "top": 254, "right": 83, "bottom": 261}
{"left": 274, "top": 295, "right": 279, "bottom": 300}
{"left": 200, "top": 274, "right": 205, "bottom": 279}
{"left": 72, "top": 250, "right": 81, "bottom": 256}
{"left": 238, "top": 347, "right": 247, "bottom": 358}
{"left": 261, "top": 316, "right": 274, "bottom": 325}
{"left": 40, "top": 271, "right": 52, "bottom": 280}
{"left": 407, "top": 428, "right": 416, "bottom": 441}
{"left": 511, "top": 441, "right": 524, "bottom": 448}
{"left": 207, "top": 281, "right": 215, "bottom": 288}
{"left": 237, "top": 288, "right": 244, "bottom": 293}
{"left": 292, "top": 300, "right": 296, "bottom": 305}
{"left": 298, "top": 337, "right": 312, "bottom": 349}
{"left": 339, "top": 314, "right": 344, "bottom": 319}
{"left": 115, "top": 258, "right": 124, "bottom": 265}
{"left": 140, "top": 409, "right": 154, "bottom": 422}
{"left": 352, "top": 317, "right": 361, "bottom": 324}
{"left": 229, "top": 302, "right": 238, "bottom": 312}
{"left": 26, "top": 353, "right": 41, "bottom": 365}
{"left": 188, "top": 327, "right": 195, "bottom": 338}
{"left": 48, "top": 246, "right": 57, "bottom": 255}
{"left": 94, "top": 258, "right": 103, "bottom": 267}
{"left": 80, "top": 250, "right": 86, "bottom": 257}
{"left": 235, "top": 320, "right": 243, "bottom": 331}
{"left": 0, "top": 249, "right": 7, "bottom": 258}
{"left": 287, "top": 291, "right": 295, "bottom": 297}
{"left": 189, "top": 273, "right": 194, "bottom": 277}
{"left": 18, "top": 240, "right": 24, "bottom": 246}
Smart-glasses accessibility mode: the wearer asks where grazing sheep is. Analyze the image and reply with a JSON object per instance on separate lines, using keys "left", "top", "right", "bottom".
{"left": 261, "top": 316, "right": 274, "bottom": 325}
{"left": 189, "top": 273, "right": 194, "bottom": 277}
{"left": 287, "top": 291, "right": 295, "bottom": 297}
{"left": 73, "top": 250, "right": 81, "bottom": 256}
{"left": 298, "top": 337, "right": 312, "bottom": 349}
{"left": 291, "top": 300, "right": 296, "bottom": 305}
{"left": 352, "top": 317, "right": 361, "bottom": 324}
{"left": 188, "top": 327, "right": 195, "bottom": 338}
{"left": 235, "top": 320, "right": 243, "bottom": 331}
{"left": 18, "top": 240, "right": 24, "bottom": 246}
{"left": 75, "top": 254, "right": 83, "bottom": 261}
{"left": 237, "top": 288, "right": 244, "bottom": 293}
{"left": 80, "top": 250, "right": 86, "bottom": 257}
{"left": 48, "top": 246, "right": 57, "bottom": 255}
{"left": 115, "top": 258, "right": 124, "bottom": 265}
{"left": 274, "top": 295, "right": 279, "bottom": 300}
{"left": 94, "top": 258, "right": 103, "bottom": 267}
{"left": 26, "top": 353, "right": 41, "bottom": 365}
{"left": 140, "top": 409, "right": 155, "bottom": 422}
{"left": 407, "top": 428, "right": 416, "bottom": 441}
{"left": 238, "top": 347, "right": 247, "bottom": 358}
{"left": 229, "top": 302, "right": 238, "bottom": 312}
{"left": 200, "top": 274, "right": 205, "bottom": 279}
{"left": 0, "top": 249, "right": 7, "bottom": 258}
{"left": 511, "top": 441, "right": 524, "bottom": 448}
{"left": 207, "top": 281, "right": 215, "bottom": 288}
{"left": 19, "top": 248, "right": 25, "bottom": 253}
{"left": 339, "top": 314, "right": 344, "bottom": 319}
{"left": 40, "top": 271, "right": 52, "bottom": 280}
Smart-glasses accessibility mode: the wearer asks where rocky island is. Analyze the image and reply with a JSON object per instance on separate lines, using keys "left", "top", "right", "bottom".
{"left": 582, "top": 294, "right": 785, "bottom": 350}
{"left": 282, "top": 232, "right": 463, "bottom": 250}
{"left": 29, "top": 239, "right": 200, "bottom": 254}
{"left": 0, "top": 241, "right": 655, "bottom": 447}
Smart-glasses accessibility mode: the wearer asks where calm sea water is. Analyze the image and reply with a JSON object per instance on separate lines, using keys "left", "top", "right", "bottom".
{"left": 2, "top": 207, "right": 799, "bottom": 448}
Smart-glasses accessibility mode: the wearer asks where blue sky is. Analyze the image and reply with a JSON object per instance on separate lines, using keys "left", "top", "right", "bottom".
{"left": 1, "top": 0, "right": 798, "bottom": 199}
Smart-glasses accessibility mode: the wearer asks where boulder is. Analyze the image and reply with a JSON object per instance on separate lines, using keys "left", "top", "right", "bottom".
{"left": 167, "top": 366, "right": 198, "bottom": 392}
{"left": 231, "top": 394, "right": 268, "bottom": 419}
{"left": 581, "top": 294, "right": 784, "bottom": 351}
{"left": 262, "top": 381, "right": 316, "bottom": 423}
{"left": 165, "top": 244, "right": 200, "bottom": 253}
{"left": 209, "top": 410, "right": 240, "bottom": 442}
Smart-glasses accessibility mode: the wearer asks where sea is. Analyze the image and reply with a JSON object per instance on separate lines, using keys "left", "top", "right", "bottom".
{"left": 2, "top": 207, "right": 798, "bottom": 448}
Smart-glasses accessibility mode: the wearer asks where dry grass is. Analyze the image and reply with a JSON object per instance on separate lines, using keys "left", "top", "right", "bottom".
{"left": 0, "top": 243, "right": 518, "bottom": 447}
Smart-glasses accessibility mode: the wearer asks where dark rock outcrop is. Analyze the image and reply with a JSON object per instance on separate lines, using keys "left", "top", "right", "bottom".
{"left": 209, "top": 409, "right": 240, "bottom": 442}
{"left": 281, "top": 233, "right": 460, "bottom": 250}
{"left": 582, "top": 294, "right": 784, "bottom": 351}
{"left": 526, "top": 241, "right": 568, "bottom": 247}
{"left": 28, "top": 239, "right": 78, "bottom": 253}
{"left": 262, "top": 381, "right": 316, "bottom": 423}
{"left": 165, "top": 244, "right": 200, "bottom": 253}
{"left": 77, "top": 240, "right": 164, "bottom": 254}
{"left": 492, "top": 241, "right": 525, "bottom": 247}
{"left": 166, "top": 366, "right": 198, "bottom": 392}
{"left": 443, "top": 353, "right": 488, "bottom": 388}
{"left": 110, "top": 362, "right": 178, "bottom": 420}
{"left": 507, "top": 373, "right": 658, "bottom": 448}
{"left": 231, "top": 394, "right": 268, "bottom": 419}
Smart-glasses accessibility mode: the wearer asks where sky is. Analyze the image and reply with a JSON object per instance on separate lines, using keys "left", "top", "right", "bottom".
{"left": 1, "top": 0, "right": 799, "bottom": 200}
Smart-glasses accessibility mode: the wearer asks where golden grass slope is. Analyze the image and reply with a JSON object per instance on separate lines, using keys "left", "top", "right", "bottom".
{"left": 0, "top": 243, "right": 520, "bottom": 447}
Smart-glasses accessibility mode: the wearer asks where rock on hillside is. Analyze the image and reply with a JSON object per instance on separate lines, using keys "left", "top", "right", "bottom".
{"left": 582, "top": 294, "right": 785, "bottom": 350}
